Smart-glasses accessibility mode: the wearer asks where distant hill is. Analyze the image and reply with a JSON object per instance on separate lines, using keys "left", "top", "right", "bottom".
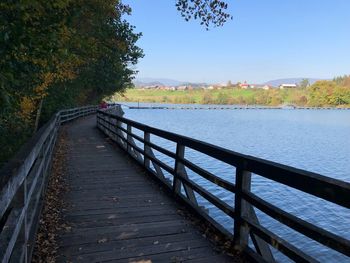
{"left": 134, "top": 77, "right": 326, "bottom": 88}
{"left": 133, "top": 77, "right": 208, "bottom": 87}
{"left": 264, "top": 78, "right": 324, "bottom": 87}
{"left": 133, "top": 80, "right": 165, "bottom": 87}
{"left": 134, "top": 77, "right": 185, "bottom": 87}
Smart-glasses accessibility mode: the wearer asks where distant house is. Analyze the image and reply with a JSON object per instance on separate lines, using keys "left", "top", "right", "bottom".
{"left": 177, "top": 86, "right": 187, "bottom": 90}
{"left": 279, "top": 84, "right": 297, "bottom": 89}
{"left": 144, "top": 85, "right": 158, "bottom": 89}
{"left": 239, "top": 83, "right": 250, "bottom": 89}
{"left": 262, "top": 85, "right": 271, "bottom": 90}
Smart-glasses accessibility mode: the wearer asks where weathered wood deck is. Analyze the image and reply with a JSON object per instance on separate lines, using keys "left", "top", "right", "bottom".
{"left": 57, "top": 116, "right": 235, "bottom": 262}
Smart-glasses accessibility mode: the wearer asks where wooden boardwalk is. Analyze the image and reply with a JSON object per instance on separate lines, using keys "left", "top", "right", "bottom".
{"left": 2, "top": 106, "right": 350, "bottom": 262}
{"left": 57, "top": 116, "right": 236, "bottom": 262}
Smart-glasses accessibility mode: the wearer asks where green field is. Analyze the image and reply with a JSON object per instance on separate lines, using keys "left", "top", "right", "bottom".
{"left": 111, "top": 87, "right": 308, "bottom": 106}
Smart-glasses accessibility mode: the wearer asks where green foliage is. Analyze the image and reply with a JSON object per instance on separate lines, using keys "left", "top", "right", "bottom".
{"left": 308, "top": 79, "right": 350, "bottom": 106}
{"left": 0, "top": 0, "right": 143, "bottom": 167}
{"left": 216, "top": 92, "right": 229, "bottom": 104}
{"left": 202, "top": 92, "right": 214, "bottom": 104}
{"left": 299, "top": 79, "right": 310, "bottom": 89}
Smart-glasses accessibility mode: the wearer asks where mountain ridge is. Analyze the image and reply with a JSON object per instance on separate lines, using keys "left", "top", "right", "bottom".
{"left": 263, "top": 78, "right": 325, "bottom": 87}
{"left": 133, "top": 77, "right": 326, "bottom": 87}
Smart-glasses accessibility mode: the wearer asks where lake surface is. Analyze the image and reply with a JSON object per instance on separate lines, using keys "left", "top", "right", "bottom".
{"left": 120, "top": 103, "right": 350, "bottom": 262}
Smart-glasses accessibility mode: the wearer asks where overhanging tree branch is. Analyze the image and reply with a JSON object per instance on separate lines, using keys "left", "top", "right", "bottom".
{"left": 175, "top": 0, "right": 232, "bottom": 29}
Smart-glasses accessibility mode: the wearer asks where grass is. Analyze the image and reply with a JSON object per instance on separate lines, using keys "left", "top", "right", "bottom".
{"left": 111, "top": 87, "right": 306, "bottom": 106}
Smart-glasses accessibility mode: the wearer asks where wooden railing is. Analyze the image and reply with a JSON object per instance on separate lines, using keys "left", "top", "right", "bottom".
{"left": 0, "top": 106, "right": 97, "bottom": 263}
{"left": 97, "top": 108, "right": 350, "bottom": 263}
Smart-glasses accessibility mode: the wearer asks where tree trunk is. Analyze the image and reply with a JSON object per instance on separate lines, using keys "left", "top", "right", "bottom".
{"left": 33, "top": 98, "right": 43, "bottom": 134}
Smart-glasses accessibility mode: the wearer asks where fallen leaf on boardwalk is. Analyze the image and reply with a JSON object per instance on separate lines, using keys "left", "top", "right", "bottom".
{"left": 98, "top": 238, "right": 108, "bottom": 243}
{"left": 153, "top": 241, "right": 159, "bottom": 245}
{"left": 108, "top": 214, "right": 116, "bottom": 219}
{"left": 32, "top": 129, "right": 69, "bottom": 263}
{"left": 171, "top": 256, "right": 184, "bottom": 263}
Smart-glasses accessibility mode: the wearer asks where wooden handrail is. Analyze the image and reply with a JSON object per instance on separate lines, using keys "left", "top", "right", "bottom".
{"left": 97, "top": 107, "right": 350, "bottom": 263}
{"left": 0, "top": 105, "right": 97, "bottom": 263}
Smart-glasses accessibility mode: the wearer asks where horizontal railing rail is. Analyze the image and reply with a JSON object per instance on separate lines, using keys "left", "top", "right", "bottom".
{"left": 0, "top": 105, "right": 97, "bottom": 263}
{"left": 97, "top": 107, "right": 350, "bottom": 263}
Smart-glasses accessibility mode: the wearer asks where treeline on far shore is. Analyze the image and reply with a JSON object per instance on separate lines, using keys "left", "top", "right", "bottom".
{"left": 113, "top": 76, "right": 350, "bottom": 107}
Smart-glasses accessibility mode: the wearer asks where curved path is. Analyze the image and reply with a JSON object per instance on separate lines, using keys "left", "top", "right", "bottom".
{"left": 56, "top": 116, "right": 237, "bottom": 262}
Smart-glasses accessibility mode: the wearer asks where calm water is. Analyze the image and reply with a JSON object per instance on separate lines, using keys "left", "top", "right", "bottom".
{"left": 121, "top": 103, "right": 350, "bottom": 262}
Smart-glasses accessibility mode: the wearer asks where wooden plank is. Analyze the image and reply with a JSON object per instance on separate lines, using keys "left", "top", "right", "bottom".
{"left": 58, "top": 223, "right": 191, "bottom": 247}
{"left": 59, "top": 232, "right": 202, "bottom": 256}
{"left": 64, "top": 206, "right": 179, "bottom": 219}
{"left": 60, "top": 239, "right": 210, "bottom": 262}
{"left": 67, "top": 214, "right": 182, "bottom": 229}
{"left": 109, "top": 246, "right": 226, "bottom": 263}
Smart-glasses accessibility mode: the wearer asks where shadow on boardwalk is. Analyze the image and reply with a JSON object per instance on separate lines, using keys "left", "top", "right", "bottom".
{"left": 56, "top": 116, "right": 239, "bottom": 262}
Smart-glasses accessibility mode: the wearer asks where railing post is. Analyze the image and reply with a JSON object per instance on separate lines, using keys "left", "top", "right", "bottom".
{"left": 127, "top": 124, "right": 132, "bottom": 154}
{"left": 24, "top": 176, "right": 28, "bottom": 263}
{"left": 173, "top": 144, "right": 198, "bottom": 205}
{"left": 144, "top": 132, "right": 151, "bottom": 168}
{"left": 111, "top": 117, "right": 117, "bottom": 143}
{"left": 234, "top": 163, "right": 251, "bottom": 250}
{"left": 116, "top": 119, "right": 123, "bottom": 148}
{"left": 107, "top": 114, "right": 112, "bottom": 138}
{"left": 233, "top": 163, "right": 274, "bottom": 261}
{"left": 103, "top": 114, "right": 108, "bottom": 135}
{"left": 173, "top": 144, "right": 184, "bottom": 194}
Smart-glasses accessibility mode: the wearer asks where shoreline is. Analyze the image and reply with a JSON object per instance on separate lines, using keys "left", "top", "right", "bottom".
{"left": 112, "top": 102, "right": 350, "bottom": 110}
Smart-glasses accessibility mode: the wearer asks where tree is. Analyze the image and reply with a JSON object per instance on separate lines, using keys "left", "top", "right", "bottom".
{"left": 299, "top": 79, "right": 310, "bottom": 89}
{"left": 0, "top": 0, "right": 143, "bottom": 166}
{"left": 176, "top": 0, "right": 232, "bottom": 29}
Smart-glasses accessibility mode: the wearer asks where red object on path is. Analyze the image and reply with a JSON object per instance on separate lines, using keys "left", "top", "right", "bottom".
{"left": 99, "top": 101, "right": 108, "bottom": 109}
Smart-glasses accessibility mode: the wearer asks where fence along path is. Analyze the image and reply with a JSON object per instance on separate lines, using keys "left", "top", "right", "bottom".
{"left": 97, "top": 106, "right": 350, "bottom": 263}
{"left": 56, "top": 116, "right": 235, "bottom": 262}
{"left": 0, "top": 106, "right": 97, "bottom": 262}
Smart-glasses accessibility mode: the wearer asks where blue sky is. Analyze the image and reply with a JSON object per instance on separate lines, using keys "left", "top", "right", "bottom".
{"left": 123, "top": 0, "right": 350, "bottom": 84}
